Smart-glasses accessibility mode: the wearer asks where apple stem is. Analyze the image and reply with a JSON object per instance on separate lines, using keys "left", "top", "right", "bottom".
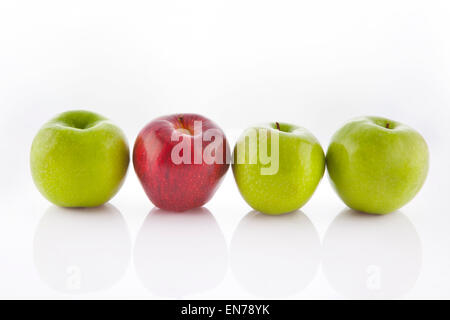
{"left": 178, "top": 116, "right": 184, "bottom": 129}
{"left": 276, "top": 122, "right": 281, "bottom": 131}
{"left": 386, "top": 122, "right": 390, "bottom": 129}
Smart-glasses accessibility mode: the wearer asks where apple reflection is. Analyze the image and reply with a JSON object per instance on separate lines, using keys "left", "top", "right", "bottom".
{"left": 230, "top": 211, "right": 321, "bottom": 298}
{"left": 33, "top": 204, "right": 131, "bottom": 294}
{"left": 322, "top": 209, "right": 422, "bottom": 299}
{"left": 134, "top": 207, "right": 227, "bottom": 298}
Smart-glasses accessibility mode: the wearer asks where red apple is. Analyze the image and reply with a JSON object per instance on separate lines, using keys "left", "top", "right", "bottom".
{"left": 133, "top": 114, "right": 230, "bottom": 212}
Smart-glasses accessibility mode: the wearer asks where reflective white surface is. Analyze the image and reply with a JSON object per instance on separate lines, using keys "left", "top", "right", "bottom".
{"left": 322, "top": 209, "right": 422, "bottom": 299}
{"left": 230, "top": 211, "right": 321, "bottom": 298}
{"left": 0, "top": 171, "right": 446, "bottom": 299}
{"left": 0, "top": 0, "right": 450, "bottom": 299}
{"left": 134, "top": 208, "right": 227, "bottom": 298}
{"left": 34, "top": 205, "right": 131, "bottom": 294}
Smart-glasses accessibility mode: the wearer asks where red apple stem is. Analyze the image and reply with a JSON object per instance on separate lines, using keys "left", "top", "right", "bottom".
{"left": 178, "top": 116, "right": 184, "bottom": 129}
{"left": 276, "top": 122, "right": 281, "bottom": 131}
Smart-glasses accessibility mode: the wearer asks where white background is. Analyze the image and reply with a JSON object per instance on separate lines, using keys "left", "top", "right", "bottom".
{"left": 0, "top": 0, "right": 449, "bottom": 299}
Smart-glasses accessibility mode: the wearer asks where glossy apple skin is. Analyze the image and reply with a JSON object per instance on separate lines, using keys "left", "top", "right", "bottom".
{"left": 232, "top": 123, "right": 325, "bottom": 215}
{"left": 326, "top": 116, "right": 429, "bottom": 214}
{"left": 133, "top": 114, "right": 230, "bottom": 212}
{"left": 30, "top": 110, "right": 130, "bottom": 207}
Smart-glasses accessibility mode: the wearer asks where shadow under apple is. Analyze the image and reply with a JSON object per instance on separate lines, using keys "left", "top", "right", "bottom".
{"left": 33, "top": 204, "right": 131, "bottom": 294}
{"left": 133, "top": 207, "right": 227, "bottom": 298}
{"left": 230, "top": 210, "right": 321, "bottom": 298}
{"left": 322, "top": 208, "right": 422, "bottom": 299}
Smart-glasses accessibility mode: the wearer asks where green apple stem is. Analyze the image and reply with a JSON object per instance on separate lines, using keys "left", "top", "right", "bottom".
{"left": 386, "top": 122, "right": 390, "bottom": 129}
{"left": 276, "top": 122, "right": 281, "bottom": 131}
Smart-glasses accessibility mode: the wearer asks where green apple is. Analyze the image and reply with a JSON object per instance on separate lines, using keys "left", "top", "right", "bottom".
{"left": 326, "top": 116, "right": 429, "bottom": 214}
{"left": 30, "top": 110, "right": 130, "bottom": 207}
{"left": 232, "top": 122, "right": 325, "bottom": 215}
